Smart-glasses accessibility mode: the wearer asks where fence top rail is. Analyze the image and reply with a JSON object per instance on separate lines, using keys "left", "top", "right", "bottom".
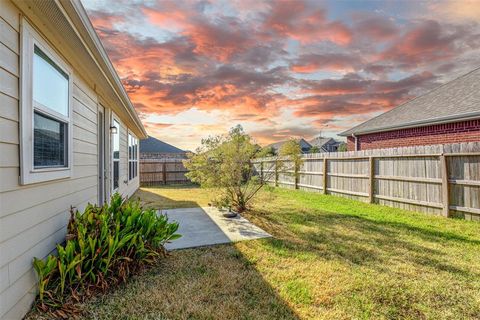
{"left": 253, "top": 152, "right": 480, "bottom": 163}
{"left": 140, "top": 159, "right": 186, "bottom": 163}
{"left": 444, "top": 152, "right": 480, "bottom": 157}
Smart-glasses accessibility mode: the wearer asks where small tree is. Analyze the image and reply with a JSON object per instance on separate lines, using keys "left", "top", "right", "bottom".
{"left": 257, "top": 145, "right": 276, "bottom": 158}
{"left": 184, "top": 125, "right": 275, "bottom": 212}
{"left": 279, "top": 139, "right": 304, "bottom": 188}
{"left": 309, "top": 146, "right": 320, "bottom": 154}
{"left": 338, "top": 142, "right": 348, "bottom": 152}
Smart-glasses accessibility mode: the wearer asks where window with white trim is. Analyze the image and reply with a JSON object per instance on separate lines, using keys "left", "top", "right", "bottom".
{"left": 128, "top": 133, "right": 138, "bottom": 180}
{"left": 20, "top": 19, "right": 73, "bottom": 184}
{"left": 112, "top": 119, "right": 120, "bottom": 191}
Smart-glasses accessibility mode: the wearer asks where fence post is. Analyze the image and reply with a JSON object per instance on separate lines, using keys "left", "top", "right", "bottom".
{"left": 440, "top": 154, "right": 450, "bottom": 217}
{"left": 260, "top": 161, "right": 264, "bottom": 184}
{"left": 368, "top": 156, "right": 375, "bottom": 203}
{"left": 294, "top": 161, "right": 299, "bottom": 189}
{"left": 162, "top": 161, "right": 167, "bottom": 185}
{"left": 275, "top": 160, "right": 279, "bottom": 187}
{"left": 322, "top": 157, "right": 328, "bottom": 194}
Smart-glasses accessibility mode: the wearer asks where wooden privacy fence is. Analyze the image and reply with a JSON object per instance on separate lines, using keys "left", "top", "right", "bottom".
{"left": 253, "top": 142, "right": 480, "bottom": 220}
{"left": 140, "top": 159, "right": 189, "bottom": 186}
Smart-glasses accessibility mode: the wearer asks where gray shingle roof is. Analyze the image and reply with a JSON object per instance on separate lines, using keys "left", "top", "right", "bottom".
{"left": 267, "top": 138, "right": 312, "bottom": 152}
{"left": 340, "top": 67, "right": 480, "bottom": 136}
{"left": 309, "top": 137, "right": 342, "bottom": 152}
{"left": 309, "top": 137, "right": 334, "bottom": 148}
{"left": 140, "top": 136, "right": 185, "bottom": 153}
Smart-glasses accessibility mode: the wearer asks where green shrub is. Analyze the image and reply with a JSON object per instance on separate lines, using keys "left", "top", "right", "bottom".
{"left": 32, "top": 193, "right": 180, "bottom": 312}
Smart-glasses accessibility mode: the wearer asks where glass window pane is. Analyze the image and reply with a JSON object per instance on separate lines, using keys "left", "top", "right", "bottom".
{"left": 34, "top": 112, "right": 66, "bottom": 168}
{"left": 113, "top": 161, "right": 119, "bottom": 189}
{"left": 33, "top": 46, "right": 69, "bottom": 116}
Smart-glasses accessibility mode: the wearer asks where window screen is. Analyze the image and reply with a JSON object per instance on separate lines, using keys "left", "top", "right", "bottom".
{"left": 128, "top": 133, "right": 138, "bottom": 181}
{"left": 33, "top": 112, "right": 67, "bottom": 168}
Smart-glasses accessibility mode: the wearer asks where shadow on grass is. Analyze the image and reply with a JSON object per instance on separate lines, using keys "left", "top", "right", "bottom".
{"left": 247, "top": 205, "right": 479, "bottom": 279}
{"left": 78, "top": 186, "right": 300, "bottom": 320}
{"left": 132, "top": 186, "right": 201, "bottom": 210}
{"left": 81, "top": 244, "right": 300, "bottom": 320}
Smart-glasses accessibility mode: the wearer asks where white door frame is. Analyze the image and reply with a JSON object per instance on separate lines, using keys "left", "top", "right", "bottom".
{"left": 97, "top": 104, "right": 106, "bottom": 204}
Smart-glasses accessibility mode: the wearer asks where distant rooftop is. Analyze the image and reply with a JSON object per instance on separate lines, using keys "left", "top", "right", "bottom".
{"left": 266, "top": 138, "right": 312, "bottom": 152}
{"left": 140, "top": 136, "right": 185, "bottom": 153}
{"left": 340, "top": 66, "right": 480, "bottom": 136}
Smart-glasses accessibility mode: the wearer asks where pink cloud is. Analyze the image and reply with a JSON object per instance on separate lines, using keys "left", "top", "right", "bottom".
{"left": 85, "top": 1, "right": 480, "bottom": 147}
{"left": 263, "top": 1, "right": 352, "bottom": 45}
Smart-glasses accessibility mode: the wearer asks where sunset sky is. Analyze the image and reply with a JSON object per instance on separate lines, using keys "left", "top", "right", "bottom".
{"left": 83, "top": 0, "right": 480, "bottom": 150}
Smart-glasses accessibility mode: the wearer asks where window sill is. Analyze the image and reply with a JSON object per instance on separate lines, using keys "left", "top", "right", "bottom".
{"left": 20, "top": 167, "right": 72, "bottom": 185}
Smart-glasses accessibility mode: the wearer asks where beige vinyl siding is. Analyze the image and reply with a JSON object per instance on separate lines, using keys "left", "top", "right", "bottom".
{"left": 0, "top": 143, "right": 18, "bottom": 167}
{"left": 0, "top": 71, "right": 99, "bottom": 319}
{"left": 0, "top": 92, "right": 18, "bottom": 121}
{"left": 0, "top": 16, "right": 18, "bottom": 55}
{"left": 111, "top": 116, "right": 140, "bottom": 198}
{"left": 0, "top": 1, "right": 142, "bottom": 318}
{"left": 0, "top": 0, "right": 18, "bottom": 32}
{"left": 0, "top": 41, "right": 17, "bottom": 75}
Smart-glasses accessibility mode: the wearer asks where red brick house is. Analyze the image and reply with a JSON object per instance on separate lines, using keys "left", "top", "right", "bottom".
{"left": 340, "top": 67, "right": 480, "bottom": 151}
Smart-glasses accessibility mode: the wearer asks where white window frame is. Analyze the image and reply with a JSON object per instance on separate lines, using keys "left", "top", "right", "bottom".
{"left": 19, "top": 18, "right": 73, "bottom": 185}
{"left": 128, "top": 131, "right": 138, "bottom": 182}
{"left": 111, "top": 115, "right": 121, "bottom": 193}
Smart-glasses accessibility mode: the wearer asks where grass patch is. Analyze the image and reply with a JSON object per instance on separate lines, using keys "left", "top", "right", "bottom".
{"left": 282, "top": 280, "right": 313, "bottom": 305}
{"left": 133, "top": 185, "right": 212, "bottom": 209}
{"left": 34, "top": 186, "right": 480, "bottom": 319}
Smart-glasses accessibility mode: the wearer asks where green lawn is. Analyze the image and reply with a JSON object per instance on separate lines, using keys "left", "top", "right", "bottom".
{"left": 78, "top": 186, "right": 480, "bottom": 319}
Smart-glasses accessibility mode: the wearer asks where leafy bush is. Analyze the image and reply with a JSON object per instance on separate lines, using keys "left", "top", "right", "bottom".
{"left": 32, "top": 193, "right": 180, "bottom": 313}
{"left": 279, "top": 139, "right": 304, "bottom": 187}
{"left": 184, "top": 125, "right": 276, "bottom": 212}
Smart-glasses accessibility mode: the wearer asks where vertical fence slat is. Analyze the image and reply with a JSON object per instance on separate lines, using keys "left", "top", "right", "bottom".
{"left": 255, "top": 142, "right": 480, "bottom": 219}
{"left": 369, "top": 156, "right": 374, "bottom": 203}
{"left": 440, "top": 154, "right": 450, "bottom": 217}
{"left": 323, "top": 158, "right": 328, "bottom": 194}
{"left": 260, "top": 161, "right": 264, "bottom": 184}
{"left": 140, "top": 159, "right": 189, "bottom": 186}
{"left": 275, "top": 160, "right": 279, "bottom": 187}
{"left": 162, "top": 162, "right": 167, "bottom": 185}
{"left": 294, "top": 160, "right": 299, "bottom": 189}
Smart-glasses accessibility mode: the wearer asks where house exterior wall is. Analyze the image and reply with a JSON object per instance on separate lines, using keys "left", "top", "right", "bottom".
{"left": 0, "top": 1, "right": 140, "bottom": 318}
{"left": 346, "top": 119, "right": 480, "bottom": 151}
{"left": 116, "top": 117, "right": 141, "bottom": 198}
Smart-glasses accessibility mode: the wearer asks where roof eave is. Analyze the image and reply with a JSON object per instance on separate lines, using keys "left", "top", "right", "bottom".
{"left": 66, "top": 1, "right": 148, "bottom": 139}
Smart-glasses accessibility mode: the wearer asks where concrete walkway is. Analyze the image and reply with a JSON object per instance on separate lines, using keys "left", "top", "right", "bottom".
{"left": 160, "top": 207, "right": 271, "bottom": 250}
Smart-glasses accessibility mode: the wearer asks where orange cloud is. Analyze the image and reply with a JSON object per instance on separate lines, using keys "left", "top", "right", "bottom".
{"left": 290, "top": 53, "right": 362, "bottom": 73}
{"left": 264, "top": 1, "right": 352, "bottom": 45}
{"left": 85, "top": 0, "right": 480, "bottom": 149}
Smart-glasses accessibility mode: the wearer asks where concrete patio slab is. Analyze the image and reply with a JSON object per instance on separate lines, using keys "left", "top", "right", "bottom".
{"left": 160, "top": 207, "right": 271, "bottom": 250}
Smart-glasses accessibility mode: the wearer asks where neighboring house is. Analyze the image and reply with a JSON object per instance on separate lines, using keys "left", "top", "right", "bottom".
{"left": 140, "top": 136, "right": 187, "bottom": 160}
{"left": 340, "top": 67, "right": 480, "bottom": 151}
{"left": 309, "top": 136, "right": 342, "bottom": 152}
{"left": 267, "top": 138, "right": 312, "bottom": 154}
{"left": 0, "top": 1, "right": 147, "bottom": 319}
